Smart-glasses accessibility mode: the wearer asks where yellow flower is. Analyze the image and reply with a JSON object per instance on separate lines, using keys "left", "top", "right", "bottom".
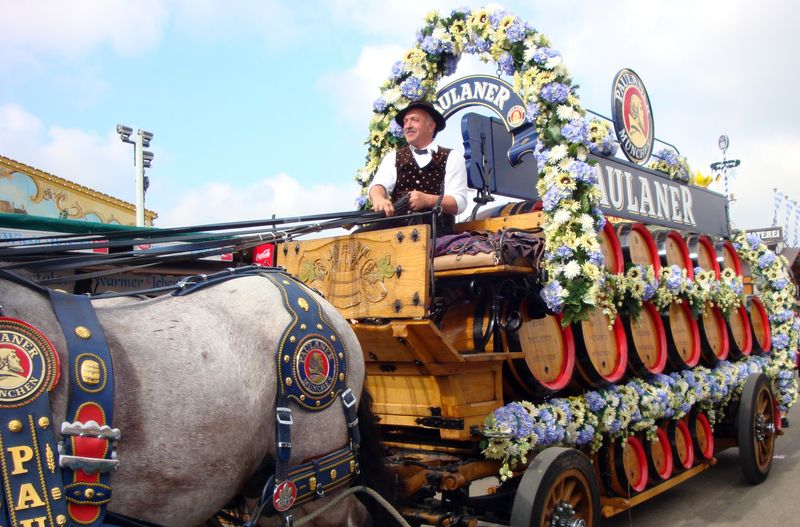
{"left": 468, "top": 9, "right": 491, "bottom": 33}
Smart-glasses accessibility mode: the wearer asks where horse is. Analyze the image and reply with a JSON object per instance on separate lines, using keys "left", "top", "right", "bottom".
{"left": 0, "top": 269, "right": 373, "bottom": 527}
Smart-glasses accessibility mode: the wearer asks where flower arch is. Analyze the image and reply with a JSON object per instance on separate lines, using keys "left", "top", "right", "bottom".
{"left": 358, "top": 7, "right": 799, "bottom": 474}
{"left": 357, "top": 6, "right": 612, "bottom": 325}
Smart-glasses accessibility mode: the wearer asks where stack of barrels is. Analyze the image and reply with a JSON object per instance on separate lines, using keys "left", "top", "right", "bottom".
{"left": 438, "top": 204, "right": 772, "bottom": 403}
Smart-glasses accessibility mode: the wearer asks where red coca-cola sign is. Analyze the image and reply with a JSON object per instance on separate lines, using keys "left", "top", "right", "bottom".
{"left": 253, "top": 243, "right": 275, "bottom": 266}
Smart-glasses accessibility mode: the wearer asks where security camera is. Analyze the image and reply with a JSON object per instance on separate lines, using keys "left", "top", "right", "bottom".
{"left": 116, "top": 124, "right": 133, "bottom": 135}
{"left": 143, "top": 151, "right": 154, "bottom": 168}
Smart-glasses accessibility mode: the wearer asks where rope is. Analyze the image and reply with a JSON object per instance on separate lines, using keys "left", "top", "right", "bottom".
{"left": 291, "top": 486, "right": 411, "bottom": 527}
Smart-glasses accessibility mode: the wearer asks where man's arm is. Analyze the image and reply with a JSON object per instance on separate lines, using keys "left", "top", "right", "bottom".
{"left": 369, "top": 151, "right": 398, "bottom": 216}
{"left": 369, "top": 184, "right": 395, "bottom": 216}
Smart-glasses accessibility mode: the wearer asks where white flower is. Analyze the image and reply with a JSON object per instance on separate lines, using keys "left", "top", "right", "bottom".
{"left": 549, "top": 144, "right": 568, "bottom": 161}
{"left": 545, "top": 55, "right": 563, "bottom": 70}
{"left": 432, "top": 27, "right": 449, "bottom": 41}
{"left": 563, "top": 260, "right": 581, "bottom": 279}
{"left": 523, "top": 41, "right": 536, "bottom": 62}
{"left": 383, "top": 87, "right": 401, "bottom": 105}
{"left": 556, "top": 105, "right": 580, "bottom": 121}
{"left": 552, "top": 208, "right": 571, "bottom": 226}
{"left": 579, "top": 213, "right": 595, "bottom": 233}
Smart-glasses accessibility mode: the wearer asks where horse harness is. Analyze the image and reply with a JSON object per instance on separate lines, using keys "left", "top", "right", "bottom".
{"left": 0, "top": 266, "right": 361, "bottom": 527}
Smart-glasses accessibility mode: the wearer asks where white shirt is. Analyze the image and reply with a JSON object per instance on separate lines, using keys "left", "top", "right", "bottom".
{"left": 370, "top": 142, "right": 469, "bottom": 215}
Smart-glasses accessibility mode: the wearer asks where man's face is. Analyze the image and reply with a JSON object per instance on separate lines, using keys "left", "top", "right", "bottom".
{"left": 403, "top": 108, "right": 436, "bottom": 148}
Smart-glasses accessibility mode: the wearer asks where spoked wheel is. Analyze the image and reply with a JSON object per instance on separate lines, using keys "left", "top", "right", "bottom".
{"left": 511, "top": 447, "right": 600, "bottom": 527}
{"left": 737, "top": 373, "right": 777, "bottom": 484}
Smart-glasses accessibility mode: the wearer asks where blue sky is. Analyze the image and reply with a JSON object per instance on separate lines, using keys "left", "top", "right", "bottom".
{"left": 1, "top": 0, "right": 798, "bottom": 238}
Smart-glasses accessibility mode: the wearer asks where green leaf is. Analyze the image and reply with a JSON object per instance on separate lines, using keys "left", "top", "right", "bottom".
{"left": 377, "top": 256, "right": 396, "bottom": 279}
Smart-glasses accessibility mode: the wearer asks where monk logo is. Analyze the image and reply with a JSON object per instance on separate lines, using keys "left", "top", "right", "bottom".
{"left": 295, "top": 336, "right": 337, "bottom": 397}
{"left": 272, "top": 480, "right": 297, "bottom": 512}
{"left": 506, "top": 105, "right": 526, "bottom": 128}
{"left": 611, "top": 68, "right": 654, "bottom": 165}
{"left": 0, "top": 318, "right": 59, "bottom": 407}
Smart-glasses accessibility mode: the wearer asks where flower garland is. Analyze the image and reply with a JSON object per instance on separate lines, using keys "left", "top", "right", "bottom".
{"left": 357, "top": 6, "right": 615, "bottom": 325}
{"left": 482, "top": 236, "right": 798, "bottom": 479}
{"left": 648, "top": 147, "right": 692, "bottom": 183}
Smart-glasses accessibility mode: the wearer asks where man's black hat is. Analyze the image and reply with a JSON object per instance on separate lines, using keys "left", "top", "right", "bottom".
{"left": 395, "top": 101, "right": 446, "bottom": 133}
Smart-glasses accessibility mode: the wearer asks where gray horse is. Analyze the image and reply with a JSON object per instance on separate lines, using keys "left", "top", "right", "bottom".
{"left": 0, "top": 273, "right": 369, "bottom": 526}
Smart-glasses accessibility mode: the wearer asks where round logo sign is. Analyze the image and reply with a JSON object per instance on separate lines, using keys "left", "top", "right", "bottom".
{"left": 294, "top": 336, "right": 338, "bottom": 399}
{"left": 611, "top": 69, "right": 654, "bottom": 164}
{"left": 507, "top": 105, "right": 526, "bottom": 128}
{"left": 272, "top": 480, "right": 297, "bottom": 512}
{"left": 0, "top": 318, "right": 59, "bottom": 408}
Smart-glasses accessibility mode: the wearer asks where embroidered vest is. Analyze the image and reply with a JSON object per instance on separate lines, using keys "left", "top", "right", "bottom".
{"left": 391, "top": 146, "right": 455, "bottom": 234}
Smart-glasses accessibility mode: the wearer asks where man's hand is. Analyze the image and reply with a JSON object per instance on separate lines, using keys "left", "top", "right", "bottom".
{"left": 408, "top": 190, "right": 434, "bottom": 211}
{"left": 371, "top": 196, "right": 395, "bottom": 217}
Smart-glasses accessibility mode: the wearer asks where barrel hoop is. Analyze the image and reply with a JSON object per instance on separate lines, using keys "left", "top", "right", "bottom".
{"left": 574, "top": 314, "right": 627, "bottom": 386}
{"left": 699, "top": 304, "right": 730, "bottom": 364}
{"left": 600, "top": 221, "right": 624, "bottom": 274}
{"left": 623, "top": 302, "right": 667, "bottom": 376}
{"left": 690, "top": 412, "right": 715, "bottom": 460}
{"left": 613, "top": 436, "right": 648, "bottom": 494}
{"left": 748, "top": 296, "right": 772, "bottom": 354}
{"left": 670, "top": 419, "right": 695, "bottom": 470}
{"left": 618, "top": 223, "right": 661, "bottom": 275}
{"left": 721, "top": 239, "right": 743, "bottom": 276}
{"left": 646, "top": 427, "right": 674, "bottom": 481}
{"left": 664, "top": 301, "right": 701, "bottom": 369}
{"left": 655, "top": 230, "right": 694, "bottom": 280}
{"left": 726, "top": 304, "right": 753, "bottom": 359}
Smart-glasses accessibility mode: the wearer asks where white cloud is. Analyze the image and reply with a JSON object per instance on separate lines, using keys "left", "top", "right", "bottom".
{"left": 317, "top": 45, "right": 405, "bottom": 123}
{"left": 0, "top": 0, "right": 169, "bottom": 67}
{"left": 156, "top": 173, "right": 361, "bottom": 227}
{"left": 0, "top": 103, "right": 132, "bottom": 200}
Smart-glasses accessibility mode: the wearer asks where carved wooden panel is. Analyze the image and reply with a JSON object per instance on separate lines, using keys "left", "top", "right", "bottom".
{"left": 280, "top": 225, "right": 430, "bottom": 319}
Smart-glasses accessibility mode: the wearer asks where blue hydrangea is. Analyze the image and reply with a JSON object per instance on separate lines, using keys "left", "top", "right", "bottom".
{"left": 773, "top": 333, "right": 790, "bottom": 349}
{"left": 576, "top": 426, "right": 595, "bottom": 446}
{"left": 758, "top": 252, "right": 776, "bottom": 269}
{"left": 746, "top": 233, "right": 762, "bottom": 249}
{"left": 542, "top": 185, "right": 570, "bottom": 212}
{"left": 561, "top": 119, "right": 587, "bottom": 144}
{"left": 585, "top": 391, "right": 605, "bottom": 412}
{"left": 450, "top": 6, "right": 471, "bottom": 16}
{"left": 541, "top": 280, "right": 565, "bottom": 313}
{"left": 493, "top": 402, "right": 534, "bottom": 438}
{"left": 771, "top": 277, "right": 789, "bottom": 290}
{"left": 443, "top": 54, "right": 459, "bottom": 76}
{"left": 488, "top": 10, "right": 509, "bottom": 28}
{"left": 555, "top": 245, "right": 573, "bottom": 259}
{"left": 355, "top": 195, "right": 368, "bottom": 208}
{"left": 770, "top": 309, "right": 794, "bottom": 323}
{"left": 389, "top": 61, "right": 405, "bottom": 81}
{"left": 526, "top": 102, "right": 540, "bottom": 123}
{"left": 400, "top": 77, "right": 425, "bottom": 100}
{"left": 506, "top": 22, "right": 527, "bottom": 43}
{"left": 373, "top": 98, "right": 388, "bottom": 112}
{"left": 388, "top": 120, "right": 404, "bottom": 138}
{"left": 465, "top": 37, "right": 491, "bottom": 54}
{"left": 568, "top": 160, "right": 597, "bottom": 184}
{"left": 589, "top": 250, "right": 604, "bottom": 267}
{"left": 498, "top": 51, "right": 515, "bottom": 75}
{"left": 421, "top": 36, "right": 443, "bottom": 55}
{"left": 643, "top": 281, "right": 656, "bottom": 301}
{"left": 540, "top": 83, "right": 570, "bottom": 104}
{"left": 532, "top": 47, "right": 560, "bottom": 65}
{"left": 593, "top": 207, "right": 607, "bottom": 231}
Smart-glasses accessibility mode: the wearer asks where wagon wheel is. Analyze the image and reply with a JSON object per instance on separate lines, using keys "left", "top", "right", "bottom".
{"left": 511, "top": 447, "right": 600, "bottom": 527}
{"left": 737, "top": 373, "right": 777, "bottom": 484}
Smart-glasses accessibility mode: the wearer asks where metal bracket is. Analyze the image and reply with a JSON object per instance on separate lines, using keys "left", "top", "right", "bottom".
{"left": 396, "top": 231, "right": 405, "bottom": 243}
{"left": 415, "top": 416, "right": 465, "bottom": 430}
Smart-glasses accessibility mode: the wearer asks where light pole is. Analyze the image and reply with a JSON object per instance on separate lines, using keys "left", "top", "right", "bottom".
{"left": 116, "top": 124, "right": 154, "bottom": 227}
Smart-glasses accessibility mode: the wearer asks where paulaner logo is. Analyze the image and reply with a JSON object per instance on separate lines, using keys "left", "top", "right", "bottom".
{"left": 0, "top": 318, "right": 59, "bottom": 407}
{"left": 612, "top": 69, "right": 654, "bottom": 165}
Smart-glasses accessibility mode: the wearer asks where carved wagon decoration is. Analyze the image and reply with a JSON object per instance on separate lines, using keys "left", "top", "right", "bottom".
{"left": 280, "top": 7, "right": 797, "bottom": 526}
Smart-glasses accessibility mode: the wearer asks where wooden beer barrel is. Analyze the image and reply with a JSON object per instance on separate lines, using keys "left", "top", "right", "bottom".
{"left": 699, "top": 303, "right": 730, "bottom": 365}
{"left": 438, "top": 299, "right": 494, "bottom": 352}
{"left": 726, "top": 304, "right": 753, "bottom": 360}
{"left": 617, "top": 223, "right": 661, "bottom": 274}
{"left": 653, "top": 229, "right": 694, "bottom": 279}
{"left": 686, "top": 234, "right": 721, "bottom": 279}
{"left": 503, "top": 310, "right": 575, "bottom": 398}
{"left": 667, "top": 418, "right": 695, "bottom": 471}
{"left": 623, "top": 302, "right": 667, "bottom": 376}
{"left": 748, "top": 296, "right": 772, "bottom": 354}
{"left": 603, "top": 437, "right": 649, "bottom": 496}
{"left": 572, "top": 309, "right": 628, "bottom": 387}
{"left": 645, "top": 427, "right": 674, "bottom": 483}
{"left": 719, "top": 239, "right": 743, "bottom": 276}
{"left": 662, "top": 301, "right": 701, "bottom": 370}
{"left": 688, "top": 411, "right": 715, "bottom": 460}
{"left": 599, "top": 221, "right": 624, "bottom": 274}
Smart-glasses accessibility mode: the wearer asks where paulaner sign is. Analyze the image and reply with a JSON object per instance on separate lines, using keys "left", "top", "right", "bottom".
{"left": 434, "top": 75, "right": 527, "bottom": 130}
{"left": 591, "top": 155, "right": 730, "bottom": 236}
